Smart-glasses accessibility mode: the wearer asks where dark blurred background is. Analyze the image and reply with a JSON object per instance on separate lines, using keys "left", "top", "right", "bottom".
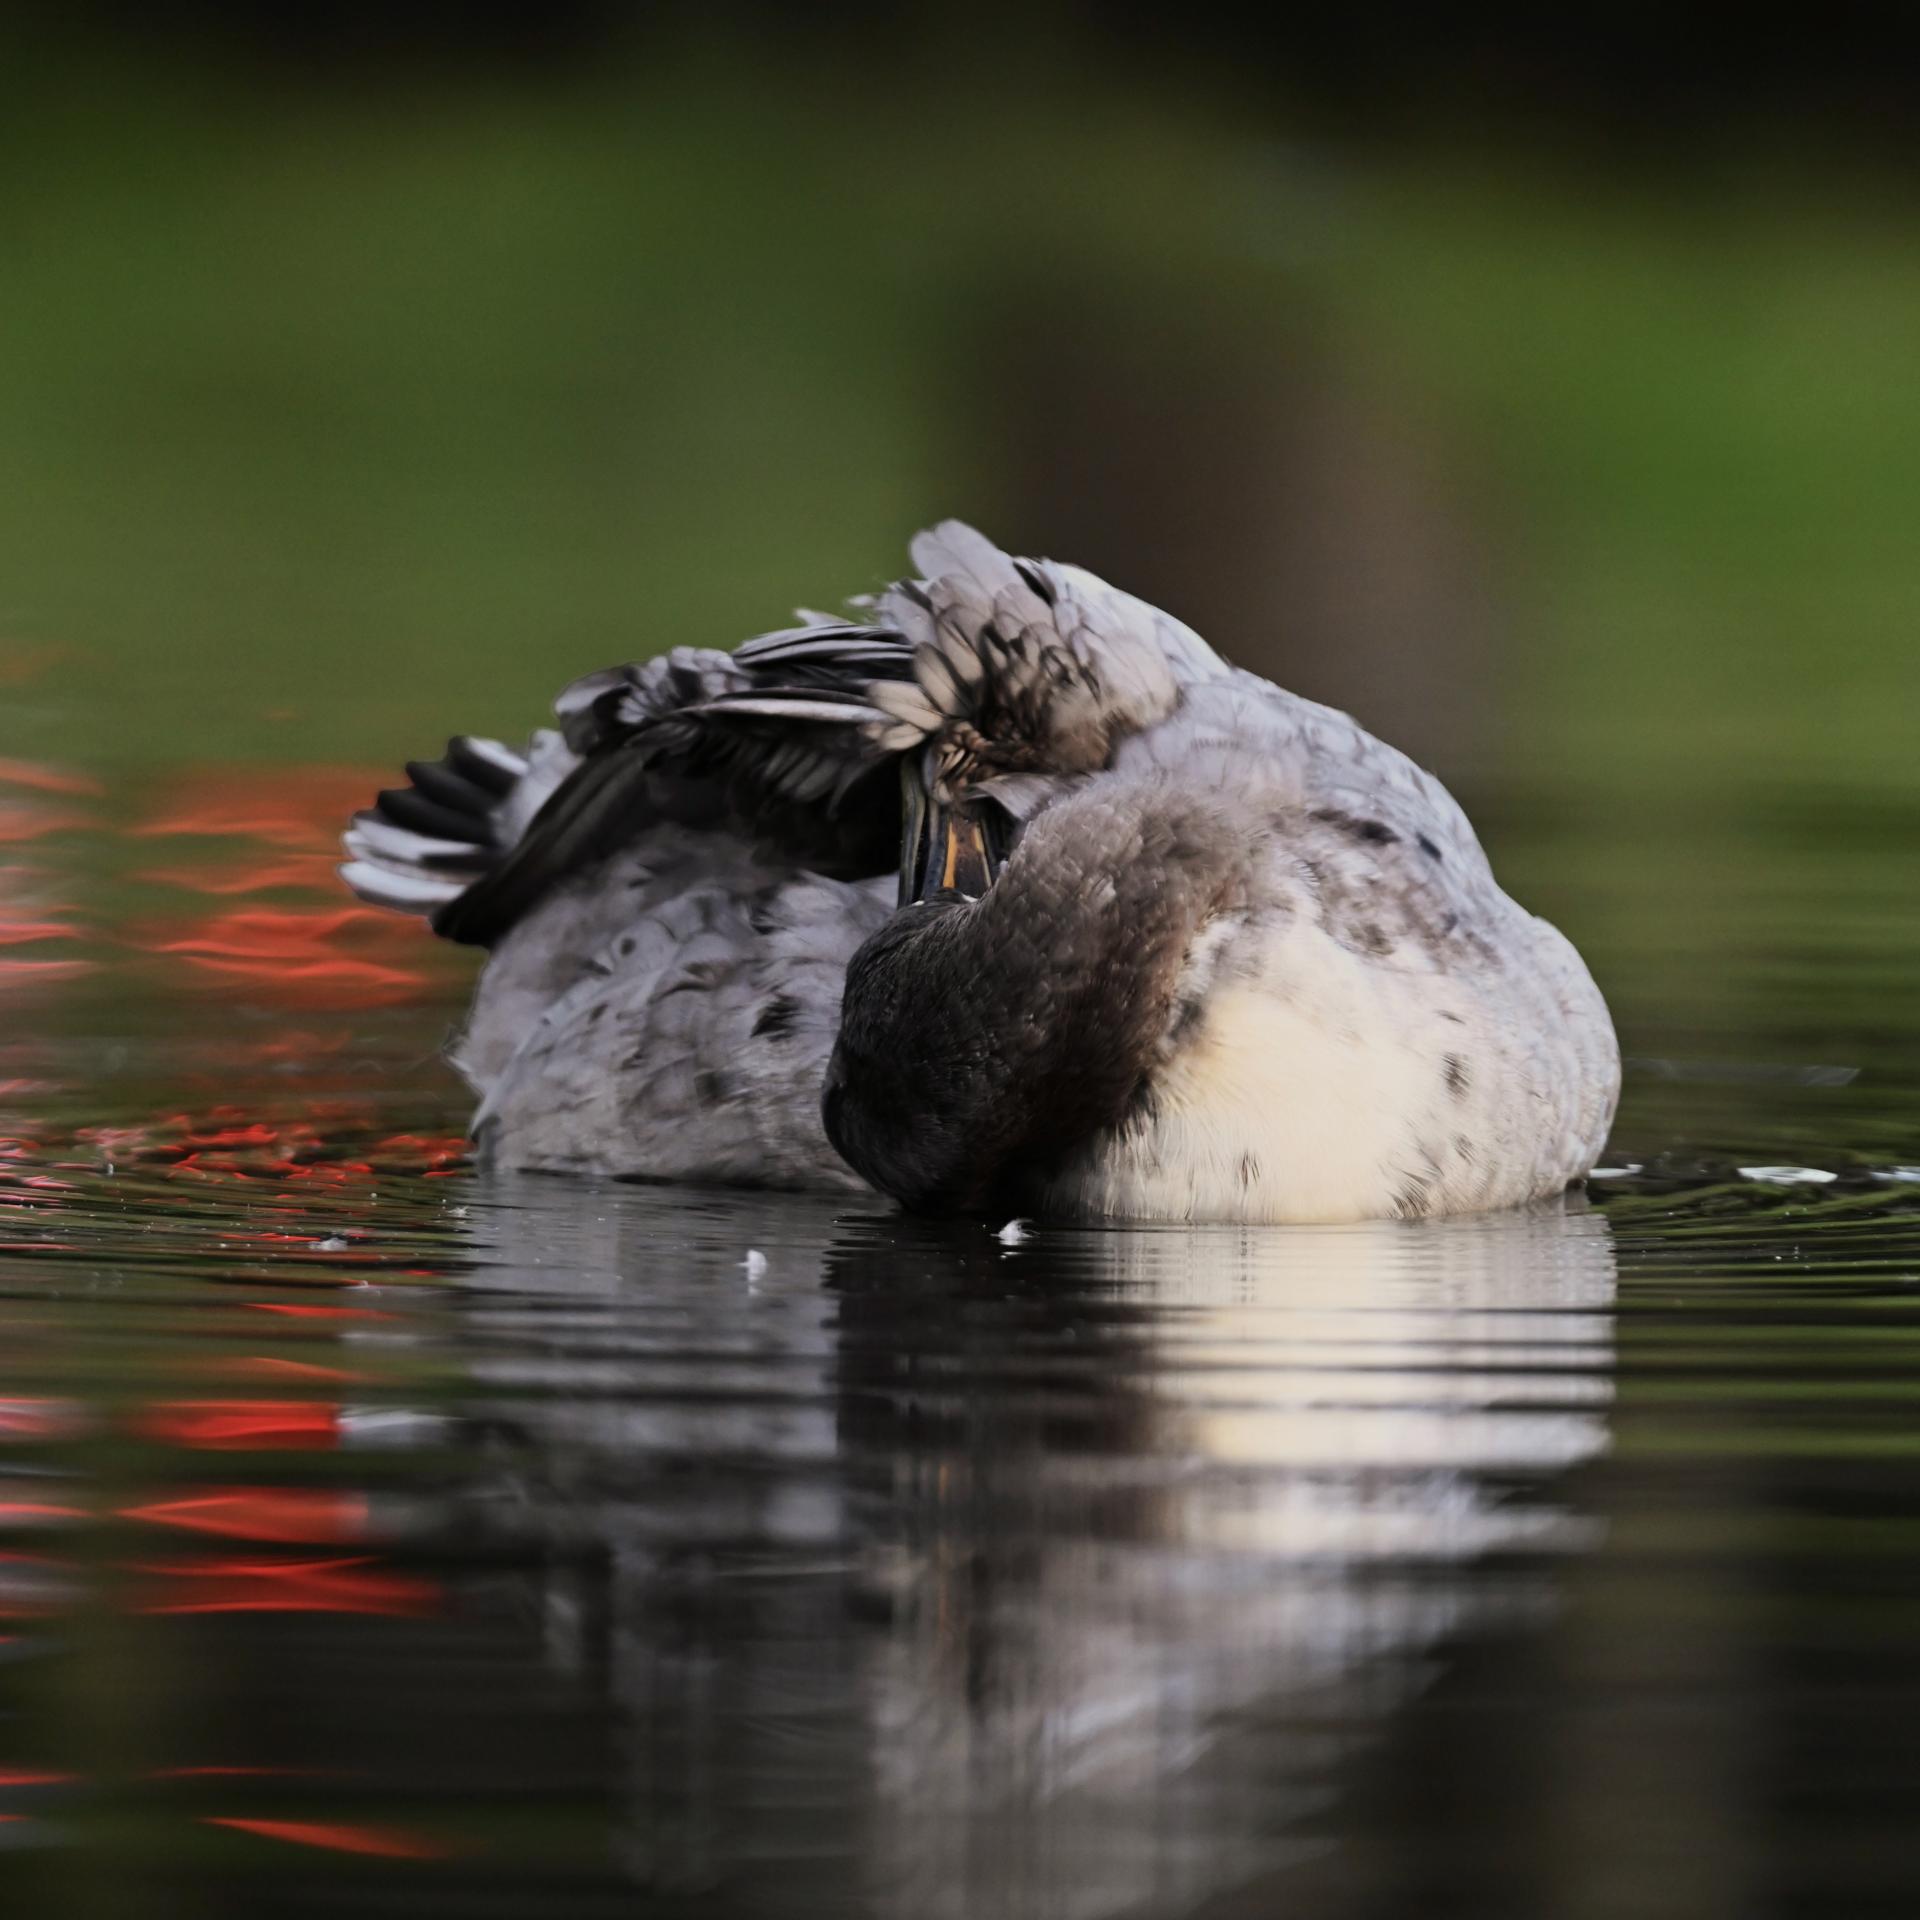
{"left": 1, "top": 19, "right": 1919, "bottom": 1916}
{"left": 6, "top": 3, "right": 1918, "bottom": 764}
{"left": 2, "top": 3, "right": 1917, "bottom": 1132}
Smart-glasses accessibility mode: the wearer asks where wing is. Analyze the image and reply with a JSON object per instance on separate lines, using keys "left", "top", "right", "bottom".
{"left": 340, "top": 522, "right": 1237, "bottom": 946}
{"left": 861, "top": 521, "right": 1230, "bottom": 811}
{"left": 344, "top": 631, "right": 918, "bottom": 946}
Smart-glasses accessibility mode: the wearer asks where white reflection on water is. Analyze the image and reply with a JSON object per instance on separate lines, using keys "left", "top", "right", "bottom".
{"left": 454, "top": 1188, "right": 1615, "bottom": 1920}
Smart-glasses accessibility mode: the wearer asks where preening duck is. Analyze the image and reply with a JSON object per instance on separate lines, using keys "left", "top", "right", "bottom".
{"left": 341, "top": 523, "right": 1619, "bottom": 1223}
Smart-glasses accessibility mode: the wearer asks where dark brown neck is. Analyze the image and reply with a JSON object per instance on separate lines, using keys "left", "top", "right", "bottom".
{"left": 823, "top": 782, "right": 1249, "bottom": 1213}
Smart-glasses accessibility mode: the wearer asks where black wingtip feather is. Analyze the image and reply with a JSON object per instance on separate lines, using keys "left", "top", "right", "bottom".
{"left": 376, "top": 786, "right": 488, "bottom": 844}
{"left": 403, "top": 760, "right": 496, "bottom": 815}
{"left": 446, "top": 737, "right": 520, "bottom": 797}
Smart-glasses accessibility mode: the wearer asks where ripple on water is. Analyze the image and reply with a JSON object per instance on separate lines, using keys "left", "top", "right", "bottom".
{"left": 0, "top": 758, "right": 1916, "bottom": 1912}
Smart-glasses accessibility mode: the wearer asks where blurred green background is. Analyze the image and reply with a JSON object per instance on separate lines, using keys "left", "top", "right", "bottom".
{"left": 0, "top": 27, "right": 1917, "bottom": 1909}
{"left": 6, "top": 11, "right": 1917, "bottom": 775}
{"left": 2, "top": 7, "right": 1917, "bottom": 1159}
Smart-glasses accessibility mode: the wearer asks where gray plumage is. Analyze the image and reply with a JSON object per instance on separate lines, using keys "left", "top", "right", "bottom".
{"left": 340, "top": 521, "right": 1619, "bottom": 1222}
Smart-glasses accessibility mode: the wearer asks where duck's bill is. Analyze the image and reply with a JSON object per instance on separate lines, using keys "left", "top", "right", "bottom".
{"left": 899, "top": 775, "right": 1009, "bottom": 906}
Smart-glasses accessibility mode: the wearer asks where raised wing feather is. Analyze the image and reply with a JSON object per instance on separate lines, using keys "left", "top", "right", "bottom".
{"left": 430, "top": 637, "right": 917, "bottom": 945}
{"left": 344, "top": 522, "right": 1289, "bottom": 948}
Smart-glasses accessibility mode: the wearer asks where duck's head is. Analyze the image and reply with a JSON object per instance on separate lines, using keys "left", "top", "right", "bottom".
{"left": 823, "top": 769, "right": 1251, "bottom": 1215}
{"left": 818, "top": 536, "right": 1257, "bottom": 1212}
{"left": 866, "top": 529, "right": 1183, "bottom": 809}
{"left": 860, "top": 523, "right": 1192, "bottom": 921}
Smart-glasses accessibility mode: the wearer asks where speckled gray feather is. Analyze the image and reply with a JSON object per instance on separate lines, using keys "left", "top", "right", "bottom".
{"left": 824, "top": 780, "right": 1255, "bottom": 1210}
{"left": 341, "top": 519, "right": 1618, "bottom": 1216}
{"left": 464, "top": 834, "right": 887, "bottom": 1189}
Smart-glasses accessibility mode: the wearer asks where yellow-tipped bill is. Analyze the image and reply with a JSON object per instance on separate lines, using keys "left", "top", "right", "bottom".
{"left": 899, "top": 769, "right": 1008, "bottom": 905}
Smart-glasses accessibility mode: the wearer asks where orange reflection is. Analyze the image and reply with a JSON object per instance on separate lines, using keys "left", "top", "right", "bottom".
{"left": 374, "top": 1133, "right": 467, "bottom": 1172}
{"left": 0, "top": 806, "right": 90, "bottom": 845}
{"left": 0, "top": 861, "right": 89, "bottom": 990}
{"left": 240, "top": 1302, "right": 392, "bottom": 1322}
{"left": 137, "top": 1401, "right": 340, "bottom": 1450}
{"left": 244, "top": 1029, "right": 349, "bottom": 1063}
{"left": 121, "top": 1488, "right": 368, "bottom": 1545}
{"left": 136, "top": 1555, "right": 438, "bottom": 1616}
{"left": 0, "top": 760, "right": 101, "bottom": 798}
{"left": 0, "top": 919, "right": 77, "bottom": 947}
{"left": 129, "top": 765, "right": 450, "bottom": 1009}
{"left": 135, "top": 767, "right": 389, "bottom": 850}
{"left": 202, "top": 1817, "right": 451, "bottom": 1860}
{"left": 175, "top": 1121, "right": 281, "bottom": 1150}
{"left": 199, "top": 1358, "right": 362, "bottom": 1385}
{"left": 137, "top": 855, "right": 340, "bottom": 895}
{"left": 0, "top": 1399, "right": 81, "bottom": 1441}
{"left": 0, "top": 1502, "right": 85, "bottom": 1526}
{"left": 141, "top": 907, "right": 426, "bottom": 1005}
{"left": 94, "top": 1110, "right": 471, "bottom": 1188}
{"left": 0, "top": 957, "right": 95, "bottom": 987}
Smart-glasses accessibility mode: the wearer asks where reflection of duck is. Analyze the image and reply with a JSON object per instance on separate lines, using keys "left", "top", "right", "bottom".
{"left": 447, "top": 1186, "right": 1617, "bottom": 1918}
{"left": 343, "top": 524, "right": 1618, "bottom": 1222}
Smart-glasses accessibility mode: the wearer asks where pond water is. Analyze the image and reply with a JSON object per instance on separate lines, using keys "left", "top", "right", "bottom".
{"left": 0, "top": 748, "right": 1916, "bottom": 1919}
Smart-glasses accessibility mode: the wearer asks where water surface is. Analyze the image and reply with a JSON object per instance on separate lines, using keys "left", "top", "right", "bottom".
{"left": 0, "top": 753, "right": 1916, "bottom": 1918}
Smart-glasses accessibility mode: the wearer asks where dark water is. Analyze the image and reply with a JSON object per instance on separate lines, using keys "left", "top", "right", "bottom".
{"left": 1, "top": 754, "right": 1917, "bottom": 1918}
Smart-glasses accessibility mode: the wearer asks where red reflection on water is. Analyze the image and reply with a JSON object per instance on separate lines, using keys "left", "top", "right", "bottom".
{"left": 141, "top": 907, "right": 426, "bottom": 1005}
{"left": 178, "top": 1122, "right": 280, "bottom": 1150}
{"left": 155, "top": 1112, "right": 332, "bottom": 1165}
{"left": 135, "top": 767, "right": 387, "bottom": 851}
{"left": 0, "top": 919, "right": 77, "bottom": 947}
{"left": 90, "top": 1108, "right": 457, "bottom": 1195}
{"left": 202, "top": 1817, "right": 450, "bottom": 1860}
{"left": 136, "top": 1555, "right": 438, "bottom": 1616}
{"left": 137, "top": 855, "right": 340, "bottom": 895}
{"left": 0, "top": 760, "right": 101, "bottom": 799}
{"left": 375, "top": 1133, "right": 467, "bottom": 1172}
{"left": 0, "top": 861, "right": 90, "bottom": 990}
{"left": 121, "top": 1488, "right": 368, "bottom": 1545}
{"left": 0, "top": 1771, "right": 76, "bottom": 1787}
{"left": 87, "top": 1110, "right": 472, "bottom": 1192}
{"left": 0, "top": 1400, "right": 81, "bottom": 1441}
{"left": 0, "top": 1502, "right": 85, "bottom": 1526}
{"left": 0, "top": 958, "right": 95, "bottom": 986}
{"left": 0, "top": 806, "right": 90, "bottom": 845}
{"left": 199, "top": 1357, "right": 362, "bottom": 1385}
{"left": 137, "top": 1401, "right": 340, "bottom": 1450}
{"left": 246, "top": 1029, "right": 349, "bottom": 1062}
{"left": 129, "top": 765, "right": 448, "bottom": 1008}
{"left": 240, "top": 1302, "right": 392, "bottom": 1322}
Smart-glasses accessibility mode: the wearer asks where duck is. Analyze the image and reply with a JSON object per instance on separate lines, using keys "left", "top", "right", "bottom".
{"left": 340, "top": 522, "right": 1619, "bottom": 1223}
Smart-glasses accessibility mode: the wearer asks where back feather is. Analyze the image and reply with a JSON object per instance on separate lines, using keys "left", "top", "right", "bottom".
{"left": 340, "top": 523, "right": 1225, "bottom": 943}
